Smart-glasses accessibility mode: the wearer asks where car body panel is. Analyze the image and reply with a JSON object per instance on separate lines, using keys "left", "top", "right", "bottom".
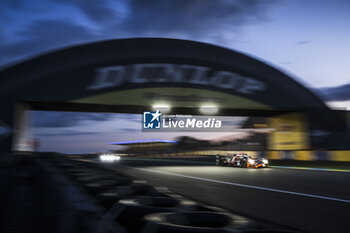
{"left": 216, "top": 153, "right": 269, "bottom": 168}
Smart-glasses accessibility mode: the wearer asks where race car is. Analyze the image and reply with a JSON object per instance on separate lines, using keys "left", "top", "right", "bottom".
{"left": 216, "top": 153, "right": 269, "bottom": 168}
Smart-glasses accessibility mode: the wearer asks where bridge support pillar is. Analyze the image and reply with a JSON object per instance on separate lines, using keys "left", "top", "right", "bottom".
{"left": 0, "top": 101, "right": 15, "bottom": 155}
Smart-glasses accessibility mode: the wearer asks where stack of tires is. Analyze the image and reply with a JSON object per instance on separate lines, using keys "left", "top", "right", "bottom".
{"left": 111, "top": 196, "right": 254, "bottom": 233}
{"left": 49, "top": 155, "right": 298, "bottom": 233}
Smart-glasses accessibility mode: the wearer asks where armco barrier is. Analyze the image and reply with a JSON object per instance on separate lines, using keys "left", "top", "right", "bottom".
{"left": 266, "top": 150, "right": 350, "bottom": 161}
{"left": 133, "top": 150, "right": 350, "bottom": 162}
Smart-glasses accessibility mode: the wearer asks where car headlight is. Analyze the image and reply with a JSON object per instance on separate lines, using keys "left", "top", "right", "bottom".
{"left": 99, "top": 154, "right": 121, "bottom": 162}
{"left": 262, "top": 159, "right": 269, "bottom": 164}
{"left": 248, "top": 158, "right": 255, "bottom": 164}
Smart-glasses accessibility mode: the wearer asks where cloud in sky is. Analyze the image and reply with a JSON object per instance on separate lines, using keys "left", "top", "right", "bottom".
{"left": 0, "top": 0, "right": 278, "bottom": 66}
{"left": 37, "top": 129, "right": 98, "bottom": 137}
{"left": 53, "top": 0, "right": 118, "bottom": 24}
{"left": 1, "top": 0, "right": 350, "bottom": 89}
{"left": 313, "top": 84, "right": 350, "bottom": 110}
{"left": 0, "top": 19, "right": 100, "bottom": 64}
{"left": 31, "top": 111, "right": 116, "bottom": 128}
{"left": 316, "top": 84, "right": 350, "bottom": 101}
{"left": 119, "top": 128, "right": 141, "bottom": 133}
{"left": 121, "top": 0, "right": 277, "bottom": 39}
{"left": 0, "top": 0, "right": 22, "bottom": 10}
{"left": 31, "top": 111, "right": 142, "bottom": 153}
{"left": 295, "top": 40, "right": 311, "bottom": 45}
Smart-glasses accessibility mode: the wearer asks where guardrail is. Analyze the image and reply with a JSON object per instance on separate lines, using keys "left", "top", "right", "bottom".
{"left": 266, "top": 150, "right": 350, "bottom": 161}
{"left": 115, "top": 150, "right": 350, "bottom": 162}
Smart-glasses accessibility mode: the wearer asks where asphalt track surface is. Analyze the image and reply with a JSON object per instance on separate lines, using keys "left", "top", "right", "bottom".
{"left": 107, "top": 157, "right": 350, "bottom": 233}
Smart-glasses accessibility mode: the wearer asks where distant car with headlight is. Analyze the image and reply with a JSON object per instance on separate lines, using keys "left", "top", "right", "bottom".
{"left": 216, "top": 153, "right": 269, "bottom": 168}
{"left": 99, "top": 154, "right": 121, "bottom": 162}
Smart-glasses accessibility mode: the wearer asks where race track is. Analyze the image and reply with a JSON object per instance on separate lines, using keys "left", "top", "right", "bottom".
{"left": 107, "top": 157, "right": 350, "bottom": 233}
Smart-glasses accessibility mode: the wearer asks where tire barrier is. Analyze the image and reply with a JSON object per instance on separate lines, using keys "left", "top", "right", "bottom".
{"left": 41, "top": 154, "right": 301, "bottom": 233}
{"left": 98, "top": 184, "right": 161, "bottom": 209}
{"left": 66, "top": 167, "right": 93, "bottom": 174}
{"left": 244, "top": 230, "right": 300, "bottom": 233}
{"left": 68, "top": 170, "right": 99, "bottom": 179}
{"left": 142, "top": 211, "right": 252, "bottom": 233}
{"left": 82, "top": 177, "right": 132, "bottom": 195}
{"left": 77, "top": 173, "right": 131, "bottom": 183}
{"left": 112, "top": 196, "right": 198, "bottom": 233}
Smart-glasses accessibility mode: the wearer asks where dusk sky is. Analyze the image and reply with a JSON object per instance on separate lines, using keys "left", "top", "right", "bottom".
{"left": 1, "top": 0, "right": 349, "bottom": 153}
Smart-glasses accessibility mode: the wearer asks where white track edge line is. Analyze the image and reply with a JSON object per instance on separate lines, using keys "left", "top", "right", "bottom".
{"left": 125, "top": 166, "right": 350, "bottom": 204}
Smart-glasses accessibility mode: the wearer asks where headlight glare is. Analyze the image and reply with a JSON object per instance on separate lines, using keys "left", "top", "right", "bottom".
{"left": 99, "top": 154, "right": 121, "bottom": 162}
{"left": 248, "top": 158, "right": 255, "bottom": 164}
